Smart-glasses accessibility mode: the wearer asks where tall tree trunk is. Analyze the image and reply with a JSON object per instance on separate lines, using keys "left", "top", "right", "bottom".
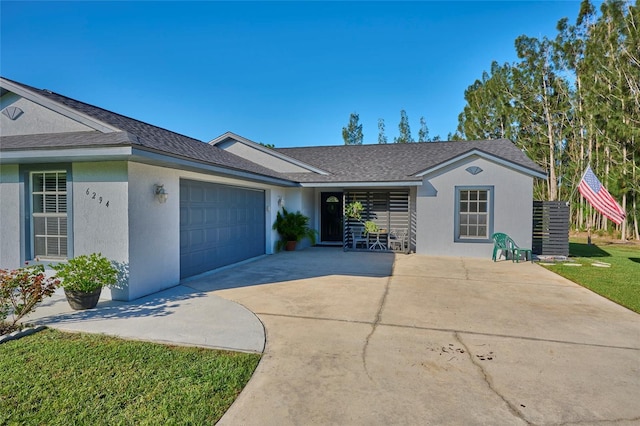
{"left": 542, "top": 74, "right": 558, "bottom": 201}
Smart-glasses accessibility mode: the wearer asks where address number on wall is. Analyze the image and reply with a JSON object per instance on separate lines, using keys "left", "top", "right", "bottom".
{"left": 85, "top": 187, "right": 110, "bottom": 208}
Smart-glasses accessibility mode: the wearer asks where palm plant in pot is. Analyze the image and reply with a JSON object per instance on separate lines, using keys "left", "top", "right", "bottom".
{"left": 51, "top": 253, "right": 117, "bottom": 310}
{"left": 272, "top": 207, "right": 317, "bottom": 251}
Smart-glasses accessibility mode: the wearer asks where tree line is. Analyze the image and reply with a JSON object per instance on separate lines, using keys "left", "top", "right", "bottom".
{"left": 342, "top": 110, "right": 442, "bottom": 145}
{"left": 456, "top": 0, "right": 638, "bottom": 239}
{"left": 342, "top": 0, "right": 637, "bottom": 239}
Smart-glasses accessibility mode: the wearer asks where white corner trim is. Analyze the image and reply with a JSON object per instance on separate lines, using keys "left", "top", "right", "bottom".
{"left": 0, "top": 78, "right": 120, "bottom": 134}
{"left": 414, "top": 149, "right": 547, "bottom": 179}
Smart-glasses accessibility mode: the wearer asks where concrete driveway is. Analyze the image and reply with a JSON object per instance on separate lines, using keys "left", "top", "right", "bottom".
{"left": 186, "top": 247, "right": 640, "bottom": 425}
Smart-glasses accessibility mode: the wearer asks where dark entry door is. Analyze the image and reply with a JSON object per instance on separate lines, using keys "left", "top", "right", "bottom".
{"left": 321, "top": 192, "right": 343, "bottom": 242}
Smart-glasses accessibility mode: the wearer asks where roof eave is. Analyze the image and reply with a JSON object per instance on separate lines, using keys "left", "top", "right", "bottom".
{"left": 299, "top": 180, "right": 422, "bottom": 188}
{"left": 0, "top": 145, "right": 298, "bottom": 187}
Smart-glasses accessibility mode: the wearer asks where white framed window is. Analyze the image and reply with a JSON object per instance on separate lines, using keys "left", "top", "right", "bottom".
{"left": 30, "top": 171, "right": 68, "bottom": 259}
{"left": 455, "top": 186, "right": 493, "bottom": 242}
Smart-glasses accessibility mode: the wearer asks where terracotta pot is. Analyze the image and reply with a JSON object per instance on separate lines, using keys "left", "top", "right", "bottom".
{"left": 64, "top": 287, "right": 102, "bottom": 310}
{"left": 285, "top": 241, "right": 297, "bottom": 251}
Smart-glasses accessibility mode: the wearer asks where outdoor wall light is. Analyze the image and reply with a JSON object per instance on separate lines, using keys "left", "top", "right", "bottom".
{"left": 277, "top": 196, "right": 284, "bottom": 208}
{"left": 154, "top": 184, "right": 168, "bottom": 204}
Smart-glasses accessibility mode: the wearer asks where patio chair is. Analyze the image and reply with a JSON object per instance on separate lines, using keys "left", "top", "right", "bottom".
{"left": 388, "top": 228, "right": 408, "bottom": 252}
{"left": 491, "top": 232, "right": 532, "bottom": 263}
{"left": 352, "top": 227, "right": 368, "bottom": 249}
{"left": 491, "top": 232, "right": 515, "bottom": 261}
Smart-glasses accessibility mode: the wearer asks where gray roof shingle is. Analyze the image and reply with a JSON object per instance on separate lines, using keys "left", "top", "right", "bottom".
{"left": 0, "top": 78, "right": 289, "bottom": 181}
{"left": 2, "top": 77, "right": 545, "bottom": 186}
{"left": 276, "top": 140, "right": 545, "bottom": 183}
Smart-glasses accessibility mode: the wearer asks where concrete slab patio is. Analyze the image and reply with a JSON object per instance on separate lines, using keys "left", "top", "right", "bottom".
{"left": 184, "top": 248, "right": 639, "bottom": 426}
{"left": 21, "top": 247, "right": 640, "bottom": 425}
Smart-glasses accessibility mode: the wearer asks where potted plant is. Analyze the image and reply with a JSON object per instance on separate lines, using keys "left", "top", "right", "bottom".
{"left": 51, "top": 253, "right": 117, "bottom": 310}
{"left": 272, "top": 207, "right": 317, "bottom": 251}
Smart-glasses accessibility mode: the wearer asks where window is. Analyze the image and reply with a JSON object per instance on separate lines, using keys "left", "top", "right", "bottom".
{"left": 455, "top": 187, "right": 493, "bottom": 242}
{"left": 31, "top": 171, "right": 68, "bottom": 258}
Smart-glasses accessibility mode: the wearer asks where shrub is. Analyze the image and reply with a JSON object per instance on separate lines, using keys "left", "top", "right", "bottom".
{"left": 0, "top": 264, "right": 59, "bottom": 334}
{"left": 51, "top": 253, "right": 117, "bottom": 292}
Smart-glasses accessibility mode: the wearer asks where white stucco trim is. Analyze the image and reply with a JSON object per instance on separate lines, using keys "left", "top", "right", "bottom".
{"left": 0, "top": 78, "right": 120, "bottom": 134}
{"left": 300, "top": 181, "right": 421, "bottom": 188}
{"left": 414, "top": 149, "right": 547, "bottom": 179}
{"left": 209, "top": 131, "right": 329, "bottom": 175}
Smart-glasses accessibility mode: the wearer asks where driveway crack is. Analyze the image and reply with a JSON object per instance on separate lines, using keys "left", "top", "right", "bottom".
{"left": 454, "top": 332, "right": 532, "bottom": 425}
{"left": 460, "top": 257, "right": 470, "bottom": 280}
{"left": 362, "top": 271, "right": 393, "bottom": 381}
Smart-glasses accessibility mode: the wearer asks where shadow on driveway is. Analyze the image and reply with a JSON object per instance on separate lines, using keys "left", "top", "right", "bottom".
{"left": 183, "top": 246, "right": 395, "bottom": 292}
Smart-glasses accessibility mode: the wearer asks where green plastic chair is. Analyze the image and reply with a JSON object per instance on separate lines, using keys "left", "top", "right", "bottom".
{"left": 491, "top": 232, "right": 514, "bottom": 261}
{"left": 491, "top": 233, "right": 532, "bottom": 263}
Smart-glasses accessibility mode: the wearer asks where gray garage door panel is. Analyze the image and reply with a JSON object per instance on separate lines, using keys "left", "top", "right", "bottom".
{"left": 180, "top": 180, "right": 265, "bottom": 279}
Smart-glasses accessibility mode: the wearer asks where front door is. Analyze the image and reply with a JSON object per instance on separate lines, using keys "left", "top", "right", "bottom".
{"left": 320, "top": 192, "right": 343, "bottom": 242}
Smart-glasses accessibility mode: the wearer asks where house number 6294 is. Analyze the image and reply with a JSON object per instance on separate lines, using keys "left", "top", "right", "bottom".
{"left": 85, "top": 187, "right": 110, "bottom": 208}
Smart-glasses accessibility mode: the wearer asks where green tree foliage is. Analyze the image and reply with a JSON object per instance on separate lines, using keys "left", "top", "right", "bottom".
{"left": 456, "top": 0, "right": 639, "bottom": 240}
{"left": 377, "top": 118, "right": 388, "bottom": 144}
{"left": 418, "top": 116, "right": 429, "bottom": 142}
{"left": 342, "top": 112, "right": 364, "bottom": 145}
{"left": 394, "top": 110, "right": 413, "bottom": 143}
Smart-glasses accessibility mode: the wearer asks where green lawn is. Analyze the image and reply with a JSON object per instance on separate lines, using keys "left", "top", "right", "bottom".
{"left": 542, "top": 238, "right": 640, "bottom": 314}
{"left": 0, "top": 329, "right": 260, "bottom": 425}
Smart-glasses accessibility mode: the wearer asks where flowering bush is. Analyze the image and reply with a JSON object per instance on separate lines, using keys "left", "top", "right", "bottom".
{"left": 0, "top": 264, "right": 59, "bottom": 335}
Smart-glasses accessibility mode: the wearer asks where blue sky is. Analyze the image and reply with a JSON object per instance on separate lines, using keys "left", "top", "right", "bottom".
{"left": 1, "top": 1, "right": 585, "bottom": 147}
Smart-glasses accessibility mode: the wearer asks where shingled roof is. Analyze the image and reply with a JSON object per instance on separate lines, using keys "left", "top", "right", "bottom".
{"left": 0, "top": 77, "right": 289, "bottom": 182}
{"left": 276, "top": 140, "right": 545, "bottom": 183}
{"left": 2, "top": 77, "right": 545, "bottom": 186}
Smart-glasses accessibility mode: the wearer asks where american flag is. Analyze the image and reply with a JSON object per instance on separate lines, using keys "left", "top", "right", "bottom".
{"left": 578, "top": 166, "right": 626, "bottom": 225}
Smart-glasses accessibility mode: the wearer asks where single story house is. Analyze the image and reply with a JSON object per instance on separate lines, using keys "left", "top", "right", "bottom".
{"left": 0, "top": 77, "right": 546, "bottom": 301}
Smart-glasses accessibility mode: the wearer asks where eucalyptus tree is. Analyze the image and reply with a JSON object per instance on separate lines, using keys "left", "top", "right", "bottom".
{"left": 552, "top": 1, "right": 596, "bottom": 228}
{"left": 456, "top": 61, "right": 516, "bottom": 141}
{"left": 342, "top": 112, "right": 364, "bottom": 145}
{"left": 377, "top": 118, "right": 388, "bottom": 144}
{"left": 418, "top": 116, "right": 429, "bottom": 142}
{"left": 394, "top": 110, "right": 413, "bottom": 143}
{"left": 581, "top": 0, "right": 640, "bottom": 237}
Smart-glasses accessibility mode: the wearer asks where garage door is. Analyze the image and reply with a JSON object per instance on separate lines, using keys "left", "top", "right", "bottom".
{"left": 180, "top": 180, "right": 265, "bottom": 279}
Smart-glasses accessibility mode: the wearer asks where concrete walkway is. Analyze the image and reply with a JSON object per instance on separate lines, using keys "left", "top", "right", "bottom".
{"left": 184, "top": 248, "right": 639, "bottom": 426}
{"left": 23, "top": 247, "right": 640, "bottom": 424}
{"left": 24, "top": 283, "right": 265, "bottom": 353}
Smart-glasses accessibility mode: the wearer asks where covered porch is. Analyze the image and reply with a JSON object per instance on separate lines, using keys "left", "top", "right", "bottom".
{"left": 337, "top": 189, "right": 414, "bottom": 253}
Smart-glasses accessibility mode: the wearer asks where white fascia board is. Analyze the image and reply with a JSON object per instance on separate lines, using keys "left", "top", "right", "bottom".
{"left": 131, "top": 148, "right": 299, "bottom": 187}
{"left": 0, "top": 146, "right": 132, "bottom": 163}
{"left": 209, "top": 131, "right": 329, "bottom": 175}
{"left": 415, "top": 150, "right": 547, "bottom": 179}
{"left": 299, "top": 181, "right": 421, "bottom": 188}
{"left": 0, "top": 78, "right": 120, "bottom": 134}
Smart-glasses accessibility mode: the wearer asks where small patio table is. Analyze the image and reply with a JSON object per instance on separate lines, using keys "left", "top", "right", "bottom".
{"left": 368, "top": 231, "right": 387, "bottom": 250}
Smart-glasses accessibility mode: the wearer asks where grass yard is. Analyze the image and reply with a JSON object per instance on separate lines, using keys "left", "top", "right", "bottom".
{"left": 0, "top": 329, "right": 260, "bottom": 425}
{"left": 542, "top": 238, "right": 640, "bottom": 314}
